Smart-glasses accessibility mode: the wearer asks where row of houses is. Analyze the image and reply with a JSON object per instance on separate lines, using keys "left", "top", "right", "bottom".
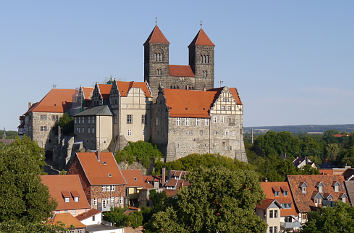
{"left": 256, "top": 166, "right": 354, "bottom": 233}
{"left": 40, "top": 151, "right": 190, "bottom": 231}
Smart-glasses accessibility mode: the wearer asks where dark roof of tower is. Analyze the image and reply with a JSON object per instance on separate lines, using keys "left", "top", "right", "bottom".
{"left": 144, "top": 25, "right": 170, "bottom": 45}
{"left": 189, "top": 29, "right": 215, "bottom": 47}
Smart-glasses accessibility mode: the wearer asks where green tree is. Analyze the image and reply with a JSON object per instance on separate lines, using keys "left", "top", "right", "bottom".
{"left": 55, "top": 113, "right": 74, "bottom": 135}
{"left": 126, "top": 211, "right": 143, "bottom": 228}
{"left": 300, "top": 202, "right": 354, "bottom": 233}
{"left": 0, "top": 220, "right": 65, "bottom": 233}
{"left": 326, "top": 143, "right": 340, "bottom": 161}
{"left": 103, "top": 207, "right": 127, "bottom": 227}
{"left": 147, "top": 166, "right": 267, "bottom": 233}
{"left": 0, "top": 137, "right": 57, "bottom": 224}
{"left": 115, "top": 141, "right": 162, "bottom": 169}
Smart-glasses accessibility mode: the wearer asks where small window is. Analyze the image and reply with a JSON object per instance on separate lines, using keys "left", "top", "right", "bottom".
{"left": 274, "top": 191, "right": 280, "bottom": 197}
{"left": 93, "top": 198, "right": 97, "bottom": 205}
{"left": 92, "top": 127, "right": 95, "bottom": 134}
{"left": 102, "top": 186, "right": 106, "bottom": 192}
{"left": 102, "top": 199, "right": 107, "bottom": 208}
{"left": 92, "top": 215, "right": 95, "bottom": 221}
{"left": 157, "top": 69, "right": 162, "bottom": 76}
{"left": 64, "top": 197, "right": 70, "bottom": 203}
{"left": 74, "top": 196, "right": 79, "bottom": 202}
{"left": 334, "top": 184, "right": 339, "bottom": 192}
{"left": 141, "top": 115, "right": 146, "bottom": 124}
{"left": 283, "top": 191, "right": 288, "bottom": 196}
{"left": 302, "top": 187, "right": 307, "bottom": 194}
{"left": 111, "top": 185, "right": 115, "bottom": 191}
{"left": 40, "top": 115, "right": 47, "bottom": 120}
{"left": 269, "top": 210, "right": 273, "bottom": 218}
{"left": 202, "top": 70, "right": 208, "bottom": 78}
{"left": 196, "top": 118, "right": 200, "bottom": 126}
{"left": 176, "top": 118, "right": 181, "bottom": 126}
{"left": 185, "top": 118, "right": 190, "bottom": 126}
{"left": 88, "top": 128, "right": 90, "bottom": 134}
{"left": 274, "top": 226, "right": 278, "bottom": 233}
{"left": 221, "top": 106, "right": 225, "bottom": 110}
{"left": 127, "top": 129, "right": 132, "bottom": 136}
{"left": 40, "top": 126, "right": 48, "bottom": 131}
{"left": 227, "top": 106, "right": 232, "bottom": 111}
{"left": 274, "top": 210, "right": 278, "bottom": 218}
{"left": 199, "top": 130, "right": 203, "bottom": 136}
{"left": 213, "top": 116, "right": 217, "bottom": 123}
{"left": 119, "top": 197, "right": 124, "bottom": 204}
{"left": 127, "top": 114, "right": 133, "bottom": 124}
{"left": 88, "top": 117, "right": 90, "bottom": 124}
{"left": 205, "top": 119, "right": 209, "bottom": 126}
{"left": 269, "top": 227, "right": 273, "bottom": 233}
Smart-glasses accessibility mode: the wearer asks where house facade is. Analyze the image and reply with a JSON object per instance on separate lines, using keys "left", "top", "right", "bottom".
{"left": 256, "top": 199, "right": 282, "bottom": 233}
{"left": 151, "top": 86, "right": 247, "bottom": 162}
{"left": 68, "top": 152, "right": 126, "bottom": 211}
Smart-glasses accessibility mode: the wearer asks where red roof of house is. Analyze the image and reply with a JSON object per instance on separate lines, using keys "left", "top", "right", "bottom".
{"left": 320, "top": 169, "right": 334, "bottom": 175}
{"left": 116, "top": 81, "right": 151, "bottom": 98}
{"left": 169, "top": 65, "right": 194, "bottom": 77}
{"left": 97, "top": 84, "right": 112, "bottom": 99}
{"left": 164, "top": 179, "right": 191, "bottom": 197}
{"left": 76, "top": 152, "right": 126, "bottom": 185}
{"left": 189, "top": 29, "right": 215, "bottom": 47}
{"left": 144, "top": 25, "right": 169, "bottom": 45}
{"left": 256, "top": 198, "right": 278, "bottom": 210}
{"left": 76, "top": 209, "right": 101, "bottom": 221}
{"left": 287, "top": 175, "right": 347, "bottom": 213}
{"left": 163, "top": 87, "right": 242, "bottom": 118}
{"left": 82, "top": 87, "right": 94, "bottom": 100}
{"left": 260, "top": 182, "right": 297, "bottom": 216}
{"left": 27, "top": 89, "right": 76, "bottom": 113}
{"left": 48, "top": 213, "right": 86, "bottom": 229}
{"left": 41, "top": 175, "right": 90, "bottom": 211}
{"left": 121, "top": 169, "right": 147, "bottom": 188}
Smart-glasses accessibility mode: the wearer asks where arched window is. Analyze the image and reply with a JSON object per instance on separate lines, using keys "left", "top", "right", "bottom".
{"left": 203, "top": 70, "right": 208, "bottom": 78}
{"left": 157, "top": 69, "right": 162, "bottom": 76}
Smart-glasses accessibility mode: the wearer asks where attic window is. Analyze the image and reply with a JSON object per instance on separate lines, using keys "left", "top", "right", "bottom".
{"left": 134, "top": 177, "right": 137, "bottom": 181}
{"left": 103, "top": 162, "right": 107, "bottom": 165}
{"left": 108, "top": 173, "right": 112, "bottom": 177}
{"left": 64, "top": 197, "right": 70, "bottom": 203}
{"left": 185, "top": 108, "right": 188, "bottom": 110}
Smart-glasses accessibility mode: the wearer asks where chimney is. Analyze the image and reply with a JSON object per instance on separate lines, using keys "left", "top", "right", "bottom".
{"left": 96, "top": 151, "right": 100, "bottom": 162}
{"left": 265, "top": 177, "right": 268, "bottom": 182}
{"left": 28, "top": 102, "right": 32, "bottom": 109}
{"left": 162, "top": 167, "right": 166, "bottom": 186}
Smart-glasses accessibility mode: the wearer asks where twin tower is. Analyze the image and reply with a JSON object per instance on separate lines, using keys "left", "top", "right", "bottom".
{"left": 143, "top": 25, "right": 215, "bottom": 97}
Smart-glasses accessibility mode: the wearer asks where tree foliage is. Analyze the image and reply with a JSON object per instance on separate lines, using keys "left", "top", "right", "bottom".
{"left": 300, "top": 202, "right": 354, "bottom": 233}
{"left": 146, "top": 166, "right": 267, "bottom": 233}
{"left": 55, "top": 113, "right": 74, "bottom": 135}
{"left": 0, "top": 220, "right": 65, "bottom": 233}
{"left": 103, "top": 207, "right": 143, "bottom": 229}
{"left": 115, "top": 141, "right": 162, "bottom": 169}
{"left": 0, "top": 137, "right": 57, "bottom": 225}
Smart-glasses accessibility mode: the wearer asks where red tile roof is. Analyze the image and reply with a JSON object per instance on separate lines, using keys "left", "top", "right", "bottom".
{"left": 260, "top": 182, "right": 297, "bottom": 216}
{"left": 287, "top": 175, "right": 346, "bottom": 213}
{"left": 28, "top": 89, "right": 76, "bottom": 113}
{"left": 41, "top": 175, "right": 90, "bottom": 211}
{"left": 256, "top": 198, "right": 278, "bottom": 210}
{"left": 116, "top": 81, "right": 151, "bottom": 98}
{"left": 48, "top": 213, "right": 86, "bottom": 229}
{"left": 121, "top": 170, "right": 147, "bottom": 188}
{"left": 229, "top": 88, "right": 243, "bottom": 105}
{"left": 97, "top": 84, "right": 112, "bottom": 99}
{"left": 189, "top": 29, "right": 215, "bottom": 47}
{"left": 76, "top": 209, "right": 101, "bottom": 221}
{"left": 76, "top": 152, "right": 126, "bottom": 185}
{"left": 82, "top": 87, "right": 94, "bottom": 100}
{"left": 144, "top": 25, "right": 169, "bottom": 45}
{"left": 164, "top": 89, "right": 218, "bottom": 118}
{"left": 169, "top": 65, "right": 194, "bottom": 77}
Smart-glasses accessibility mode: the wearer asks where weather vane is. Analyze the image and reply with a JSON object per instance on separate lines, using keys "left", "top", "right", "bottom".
{"left": 155, "top": 17, "right": 158, "bottom": 26}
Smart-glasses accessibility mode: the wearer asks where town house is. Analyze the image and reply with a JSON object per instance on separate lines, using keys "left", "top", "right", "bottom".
{"left": 256, "top": 199, "right": 282, "bottom": 233}
{"left": 68, "top": 152, "right": 127, "bottom": 211}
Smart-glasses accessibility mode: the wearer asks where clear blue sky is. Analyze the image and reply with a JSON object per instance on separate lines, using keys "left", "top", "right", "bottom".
{"left": 1, "top": 0, "right": 354, "bottom": 130}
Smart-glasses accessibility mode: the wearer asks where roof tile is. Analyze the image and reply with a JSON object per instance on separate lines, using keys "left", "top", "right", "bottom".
{"left": 144, "top": 25, "right": 169, "bottom": 45}
{"left": 169, "top": 65, "right": 194, "bottom": 77}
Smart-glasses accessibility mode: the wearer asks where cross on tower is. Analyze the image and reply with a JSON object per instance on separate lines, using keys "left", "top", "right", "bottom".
{"left": 155, "top": 17, "right": 158, "bottom": 26}
{"left": 219, "top": 80, "right": 224, "bottom": 87}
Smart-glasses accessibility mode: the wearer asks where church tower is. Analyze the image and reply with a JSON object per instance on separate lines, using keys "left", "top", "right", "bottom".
{"left": 188, "top": 29, "right": 215, "bottom": 90}
{"left": 144, "top": 26, "right": 170, "bottom": 97}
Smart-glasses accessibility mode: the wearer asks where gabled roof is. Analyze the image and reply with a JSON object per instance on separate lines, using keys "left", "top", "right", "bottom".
{"left": 41, "top": 175, "right": 90, "bottom": 211}
{"left": 260, "top": 182, "right": 297, "bottom": 216}
{"left": 121, "top": 169, "right": 146, "bottom": 188}
{"left": 97, "top": 84, "right": 112, "bottom": 99}
{"left": 27, "top": 89, "right": 76, "bottom": 113}
{"left": 75, "top": 105, "right": 112, "bottom": 116}
{"left": 115, "top": 81, "right": 151, "bottom": 98}
{"left": 163, "top": 87, "right": 242, "bottom": 118}
{"left": 144, "top": 25, "right": 169, "bottom": 45}
{"left": 169, "top": 65, "right": 194, "bottom": 77}
{"left": 189, "top": 29, "right": 215, "bottom": 47}
{"left": 76, "top": 209, "right": 101, "bottom": 221}
{"left": 76, "top": 152, "right": 126, "bottom": 185}
{"left": 287, "top": 175, "right": 347, "bottom": 213}
{"left": 345, "top": 181, "right": 354, "bottom": 206}
{"left": 256, "top": 198, "right": 282, "bottom": 210}
{"left": 48, "top": 213, "right": 86, "bottom": 229}
{"left": 82, "top": 87, "right": 94, "bottom": 100}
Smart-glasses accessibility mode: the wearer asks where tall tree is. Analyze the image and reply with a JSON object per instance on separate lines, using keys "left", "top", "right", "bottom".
{"left": 300, "top": 202, "right": 354, "bottom": 233}
{"left": 148, "top": 166, "right": 267, "bottom": 233}
{"left": 0, "top": 137, "right": 56, "bottom": 224}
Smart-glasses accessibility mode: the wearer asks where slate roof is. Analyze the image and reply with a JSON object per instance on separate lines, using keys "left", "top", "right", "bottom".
{"left": 189, "top": 29, "right": 215, "bottom": 47}
{"left": 144, "top": 25, "right": 169, "bottom": 45}
{"left": 74, "top": 105, "right": 112, "bottom": 116}
{"left": 287, "top": 175, "right": 347, "bottom": 213}
{"left": 345, "top": 181, "right": 354, "bottom": 206}
{"left": 169, "top": 65, "right": 194, "bottom": 77}
{"left": 40, "top": 175, "right": 90, "bottom": 211}
{"left": 26, "top": 89, "right": 76, "bottom": 113}
{"left": 260, "top": 182, "right": 297, "bottom": 216}
{"left": 76, "top": 152, "right": 126, "bottom": 185}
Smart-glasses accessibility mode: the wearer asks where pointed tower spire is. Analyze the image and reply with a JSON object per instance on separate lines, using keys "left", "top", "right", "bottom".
{"left": 189, "top": 28, "right": 215, "bottom": 47}
{"left": 144, "top": 25, "right": 170, "bottom": 45}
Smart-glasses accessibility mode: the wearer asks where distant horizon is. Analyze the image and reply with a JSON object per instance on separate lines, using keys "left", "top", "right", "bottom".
{"left": 1, "top": 1, "right": 354, "bottom": 130}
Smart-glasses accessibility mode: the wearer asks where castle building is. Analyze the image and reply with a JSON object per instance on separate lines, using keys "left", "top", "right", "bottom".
{"left": 144, "top": 26, "right": 215, "bottom": 98}
{"left": 151, "top": 86, "right": 247, "bottom": 162}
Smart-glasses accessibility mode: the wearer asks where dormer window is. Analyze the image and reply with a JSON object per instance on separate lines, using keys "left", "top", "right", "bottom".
{"left": 274, "top": 191, "right": 280, "bottom": 197}
{"left": 283, "top": 191, "right": 288, "bottom": 196}
{"left": 71, "top": 191, "right": 80, "bottom": 203}
{"left": 316, "top": 182, "right": 324, "bottom": 193}
{"left": 62, "top": 191, "right": 70, "bottom": 203}
{"left": 272, "top": 187, "right": 281, "bottom": 197}
{"left": 64, "top": 197, "right": 70, "bottom": 203}
{"left": 332, "top": 181, "right": 340, "bottom": 192}
{"left": 340, "top": 193, "right": 347, "bottom": 203}
{"left": 299, "top": 182, "right": 308, "bottom": 194}
{"left": 74, "top": 196, "right": 79, "bottom": 202}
